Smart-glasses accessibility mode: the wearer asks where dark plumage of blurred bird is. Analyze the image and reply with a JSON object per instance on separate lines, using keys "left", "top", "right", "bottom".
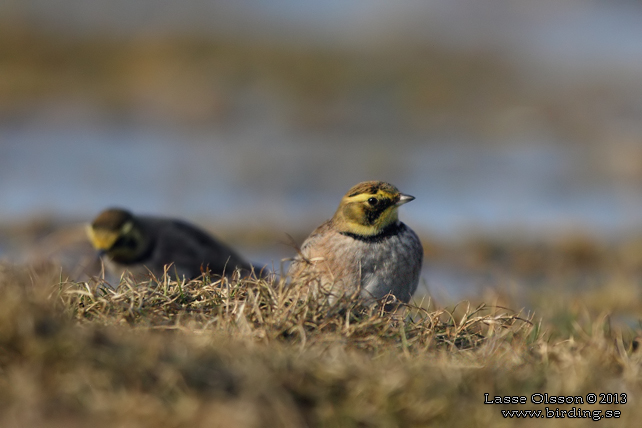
{"left": 87, "top": 208, "right": 256, "bottom": 280}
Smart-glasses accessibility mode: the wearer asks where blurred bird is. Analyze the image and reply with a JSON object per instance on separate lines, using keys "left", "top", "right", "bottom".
{"left": 288, "top": 181, "right": 423, "bottom": 305}
{"left": 87, "top": 208, "right": 257, "bottom": 280}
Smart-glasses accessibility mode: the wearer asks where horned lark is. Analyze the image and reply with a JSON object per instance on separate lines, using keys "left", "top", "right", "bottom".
{"left": 288, "top": 181, "right": 423, "bottom": 304}
{"left": 87, "top": 208, "right": 255, "bottom": 280}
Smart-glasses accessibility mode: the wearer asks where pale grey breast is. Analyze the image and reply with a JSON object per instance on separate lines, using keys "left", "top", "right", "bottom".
{"left": 303, "top": 222, "right": 423, "bottom": 303}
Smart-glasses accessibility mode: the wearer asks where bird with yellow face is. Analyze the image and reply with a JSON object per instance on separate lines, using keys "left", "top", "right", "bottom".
{"left": 87, "top": 208, "right": 256, "bottom": 281}
{"left": 288, "top": 181, "right": 423, "bottom": 305}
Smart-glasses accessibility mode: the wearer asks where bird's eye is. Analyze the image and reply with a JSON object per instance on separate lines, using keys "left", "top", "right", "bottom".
{"left": 367, "top": 197, "right": 378, "bottom": 206}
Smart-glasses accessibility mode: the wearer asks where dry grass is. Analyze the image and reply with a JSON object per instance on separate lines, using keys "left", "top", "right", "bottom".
{"left": 0, "top": 261, "right": 641, "bottom": 427}
{"left": 63, "top": 269, "right": 526, "bottom": 353}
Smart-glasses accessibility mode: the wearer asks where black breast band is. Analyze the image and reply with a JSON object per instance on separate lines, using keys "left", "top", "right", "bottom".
{"left": 341, "top": 222, "right": 403, "bottom": 243}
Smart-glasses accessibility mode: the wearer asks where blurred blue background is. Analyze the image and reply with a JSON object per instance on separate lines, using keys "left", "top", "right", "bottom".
{"left": 2, "top": 0, "right": 642, "bottom": 299}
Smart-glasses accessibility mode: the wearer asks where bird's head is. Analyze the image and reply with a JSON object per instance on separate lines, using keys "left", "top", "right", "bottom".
{"left": 87, "top": 208, "right": 145, "bottom": 262}
{"left": 332, "top": 181, "right": 415, "bottom": 237}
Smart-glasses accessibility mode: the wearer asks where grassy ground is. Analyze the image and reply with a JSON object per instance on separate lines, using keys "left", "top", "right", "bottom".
{"left": 0, "top": 261, "right": 640, "bottom": 428}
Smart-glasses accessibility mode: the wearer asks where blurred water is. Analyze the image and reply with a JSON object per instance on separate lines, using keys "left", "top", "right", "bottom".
{"left": 3, "top": 123, "right": 642, "bottom": 242}
{"left": 4, "top": 0, "right": 642, "bottom": 239}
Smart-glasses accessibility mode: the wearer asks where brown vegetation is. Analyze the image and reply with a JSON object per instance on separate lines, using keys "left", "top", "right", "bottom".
{"left": 0, "top": 261, "right": 640, "bottom": 427}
